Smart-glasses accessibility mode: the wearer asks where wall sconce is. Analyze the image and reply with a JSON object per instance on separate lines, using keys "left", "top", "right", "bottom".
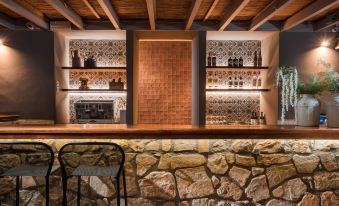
{"left": 335, "top": 38, "right": 339, "bottom": 50}
{"left": 0, "top": 40, "right": 3, "bottom": 46}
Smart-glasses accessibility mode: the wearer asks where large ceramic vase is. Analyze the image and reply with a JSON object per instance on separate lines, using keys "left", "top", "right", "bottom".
{"left": 296, "top": 94, "right": 320, "bottom": 127}
{"left": 327, "top": 94, "right": 339, "bottom": 128}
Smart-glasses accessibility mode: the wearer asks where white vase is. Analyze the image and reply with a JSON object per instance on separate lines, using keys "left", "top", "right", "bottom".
{"left": 326, "top": 94, "right": 339, "bottom": 128}
{"left": 296, "top": 94, "right": 320, "bottom": 127}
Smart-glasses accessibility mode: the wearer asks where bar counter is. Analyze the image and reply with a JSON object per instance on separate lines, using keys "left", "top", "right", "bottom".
{"left": 0, "top": 124, "right": 338, "bottom": 138}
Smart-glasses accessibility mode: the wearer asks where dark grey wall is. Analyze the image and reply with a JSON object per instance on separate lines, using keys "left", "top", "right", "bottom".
{"left": 0, "top": 30, "right": 55, "bottom": 120}
{"left": 279, "top": 32, "right": 339, "bottom": 119}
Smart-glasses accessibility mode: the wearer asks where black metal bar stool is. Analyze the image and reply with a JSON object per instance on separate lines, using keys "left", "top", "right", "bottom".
{"left": 58, "top": 142, "right": 128, "bottom": 206}
{"left": 0, "top": 142, "right": 54, "bottom": 206}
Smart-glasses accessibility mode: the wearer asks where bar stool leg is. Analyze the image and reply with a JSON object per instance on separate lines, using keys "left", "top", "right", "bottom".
{"left": 122, "top": 169, "right": 128, "bottom": 206}
{"left": 115, "top": 177, "right": 120, "bottom": 206}
{"left": 45, "top": 176, "right": 49, "bottom": 206}
{"left": 77, "top": 176, "right": 81, "bottom": 206}
{"left": 62, "top": 177, "right": 68, "bottom": 206}
{"left": 15, "top": 176, "right": 19, "bottom": 206}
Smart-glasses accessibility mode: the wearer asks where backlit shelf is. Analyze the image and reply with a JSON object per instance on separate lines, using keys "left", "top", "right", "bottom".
{"left": 206, "top": 88, "right": 270, "bottom": 92}
{"left": 60, "top": 89, "right": 127, "bottom": 93}
{"left": 61, "top": 67, "right": 126, "bottom": 70}
{"left": 206, "top": 66, "right": 268, "bottom": 70}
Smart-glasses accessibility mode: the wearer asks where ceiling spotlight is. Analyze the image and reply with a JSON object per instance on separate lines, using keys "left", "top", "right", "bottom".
{"left": 25, "top": 22, "right": 35, "bottom": 30}
{"left": 321, "top": 41, "right": 330, "bottom": 47}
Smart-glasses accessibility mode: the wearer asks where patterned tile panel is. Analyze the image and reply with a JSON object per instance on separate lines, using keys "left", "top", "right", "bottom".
{"left": 138, "top": 41, "right": 192, "bottom": 125}
{"left": 69, "top": 94, "right": 126, "bottom": 123}
{"left": 69, "top": 70, "right": 126, "bottom": 89}
{"left": 69, "top": 40, "right": 126, "bottom": 67}
{"left": 206, "top": 40, "right": 261, "bottom": 66}
{"left": 206, "top": 92, "right": 260, "bottom": 124}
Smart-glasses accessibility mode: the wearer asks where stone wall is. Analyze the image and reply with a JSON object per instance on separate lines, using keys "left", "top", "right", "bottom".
{"left": 0, "top": 139, "right": 338, "bottom": 206}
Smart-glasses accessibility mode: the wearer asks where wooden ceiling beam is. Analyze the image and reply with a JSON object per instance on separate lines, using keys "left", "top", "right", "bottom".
{"left": 0, "top": 13, "right": 16, "bottom": 29}
{"left": 249, "top": 0, "right": 294, "bottom": 31}
{"left": 97, "top": 0, "right": 120, "bottom": 30}
{"left": 282, "top": 0, "right": 339, "bottom": 31}
{"left": 313, "top": 11, "right": 339, "bottom": 31}
{"left": 203, "top": 0, "right": 220, "bottom": 21}
{"left": 146, "top": 0, "right": 156, "bottom": 30}
{"left": 219, "top": 0, "right": 250, "bottom": 31}
{"left": 0, "top": 0, "right": 49, "bottom": 30}
{"left": 44, "top": 0, "right": 84, "bottom": 30}
{"left": 83, "top": 0, "right": 101, "bottom": 20}
{"left": 185, "top": 0, "right": 203, "bottom": 30}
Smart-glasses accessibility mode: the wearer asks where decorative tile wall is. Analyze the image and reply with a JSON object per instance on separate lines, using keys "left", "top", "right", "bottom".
{"left": 206, "top": 40, "right": 261, "bottom": 66}
{"left": 69, "top": 70, "right": 126, "bottom": 89}
{"left": 138, "top": 41, "right": 192, "bottom": 124}
{"left": 206, "top": 40, "right": 262, "bottom": 124}
{"left": 69, "top": 94, "right": 126, "bottom": 123}
{"left": 69, "top": 40, "right": 126, "bottom": 67}
{"left": 206, "top": 92, "right": 260, "bottom": 124}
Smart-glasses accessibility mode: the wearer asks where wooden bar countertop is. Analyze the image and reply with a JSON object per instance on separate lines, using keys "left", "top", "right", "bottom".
{"left": 0, "top": 124, "right": 338, "bottom": 139}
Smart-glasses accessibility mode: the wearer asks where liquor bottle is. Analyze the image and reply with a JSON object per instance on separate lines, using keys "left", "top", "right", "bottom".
{"left": 239, "top": 56, "right": 243, "bottom": 67}
{"left": 252, "top": 76, "right": 257, "bottom": 87}
{"left": 259, "top": 112, "right": 266, "bottom": 125}
{"left": 253, "top": 51, "right": 258, "bottom": 67}
{"left": 228, "top": 76, "right": 233, "bottom": 88}
{"left": 72, "top": 50, "right": 82, "bottom": 67}
{"left": 212, "top": 52, "right": 217, "bottom": 66}
{"left": 258, "top": 51, "right": 262, "bottom": 67}
{"left": 228, "top": 57, "right": 233, "bottom": 67}
{"left": 239, "top": 77, "right": 243, "bottom": 88}
{"left": 250, "top": 112, "right": 258, "bottom": 125}
{"left": 233, "top": 57, "right": 239, "bottom": 67}
{"left": 207, "top": 52, "right": 212, "bottom": 66}
{"left": 234, "top": 77, "right": 238, "bottom": 87}
{"left": 257, "top": 77, "right": 262, "bottom": 88}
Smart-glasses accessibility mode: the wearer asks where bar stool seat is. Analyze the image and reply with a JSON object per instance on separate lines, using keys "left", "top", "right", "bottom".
{"left": 0, "top": 142, "right": 54, "bottom": 206}
{"left": 59, "top": 142, "right": 128, "bottom": 206}
{"left": 72, "top": 165, "right": 120, "bottom": 177}
{"left": 0, "top": 164, "right": 49, "bottom": 177}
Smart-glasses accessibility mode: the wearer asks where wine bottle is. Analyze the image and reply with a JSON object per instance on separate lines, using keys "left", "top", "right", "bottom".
{"left": 208, "top": 52, "right": 212, "bottom": 66}
{"left": 233, "top": 57, "right": 239, "bottom": 68}
{"left": 239, "top": 56, "right": 243, "bottom": 67}
{"left": 228, "top": 57, "right": 233, "bottom": 67}
{"left": 259, "top": 112, "right": 266, "bottom": 125}
{"left": 253, "top": 51, "right": 258, "bottom": 67}
{"left": 212, "top": 52, "right": 217, "bottom": 66}
{"left": 239, "top": 77, "right": 243, "bottom": 88}
{"left": 257, "top": 77, "right": 262, "bottom": 88}
{"left": 252, "top": 76, "right": 257, "bottom": 87}
{"left": 258, "top": 51, "right": 262, "bottom": 67}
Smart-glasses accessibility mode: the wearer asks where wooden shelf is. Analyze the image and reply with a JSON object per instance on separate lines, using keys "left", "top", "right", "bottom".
{"left": 60, "top": 89, "right": 127, "bottom": 93}
{"left": 206, "top": 66, "right": 268, "bottom": 70}
{"left": 206, "top": 88, "right": 270, "bottom": 92}
{"left": 61, "top": 67, "right": 126, "bottom": 70}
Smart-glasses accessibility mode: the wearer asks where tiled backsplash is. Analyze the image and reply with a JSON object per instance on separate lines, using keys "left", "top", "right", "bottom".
{"left": 206, "top": 92, "right": 260, "bottom": 124}
{"left": 206, "top": 40, "right": 262, "bottom": 124}
{"left": 206, "top": 40, "right": 261, "bottom": 67}
{"left": 138, "top": 41, "right": 192, "bottom": 124}
{"left": 69, "top": 40, "right": 126, "bottom": 67}
{"left": 69, "top": 94, "right": 126, "bottom": 123}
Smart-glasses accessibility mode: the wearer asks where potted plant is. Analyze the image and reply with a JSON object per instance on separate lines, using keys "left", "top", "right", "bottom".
{"left": 276, "top": 66, "right": 298, "bottom": 124}
{"left": 318, "top": 69, "right": 339, "bottom": 127}
{"left": 296, "top": 76, "right": 326, "bottom": 127}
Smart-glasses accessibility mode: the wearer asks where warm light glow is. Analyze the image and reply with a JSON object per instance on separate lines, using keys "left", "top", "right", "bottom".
{"left": 321, "top": 41, "right": 329, "bottom": 47}
{"left": 0, "top": 40, "right": 3, "bottom": 46}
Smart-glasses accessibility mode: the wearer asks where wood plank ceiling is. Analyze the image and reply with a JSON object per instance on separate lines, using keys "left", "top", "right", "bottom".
{"left": 0, "top": 0, "right": 338, "bottom": 31}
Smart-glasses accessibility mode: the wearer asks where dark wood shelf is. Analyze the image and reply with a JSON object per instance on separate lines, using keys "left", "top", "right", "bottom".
{"left": 61, "top": 67, "right": 126, "bottom": 70}
{"left": 60, "top": 89, "right": 127, "bottom": 93}
{"left": 206, "top": 88, "right": 271, "bottom": 92}
{"left": 206, "top": 66, "right": 268, "bottom": 70}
